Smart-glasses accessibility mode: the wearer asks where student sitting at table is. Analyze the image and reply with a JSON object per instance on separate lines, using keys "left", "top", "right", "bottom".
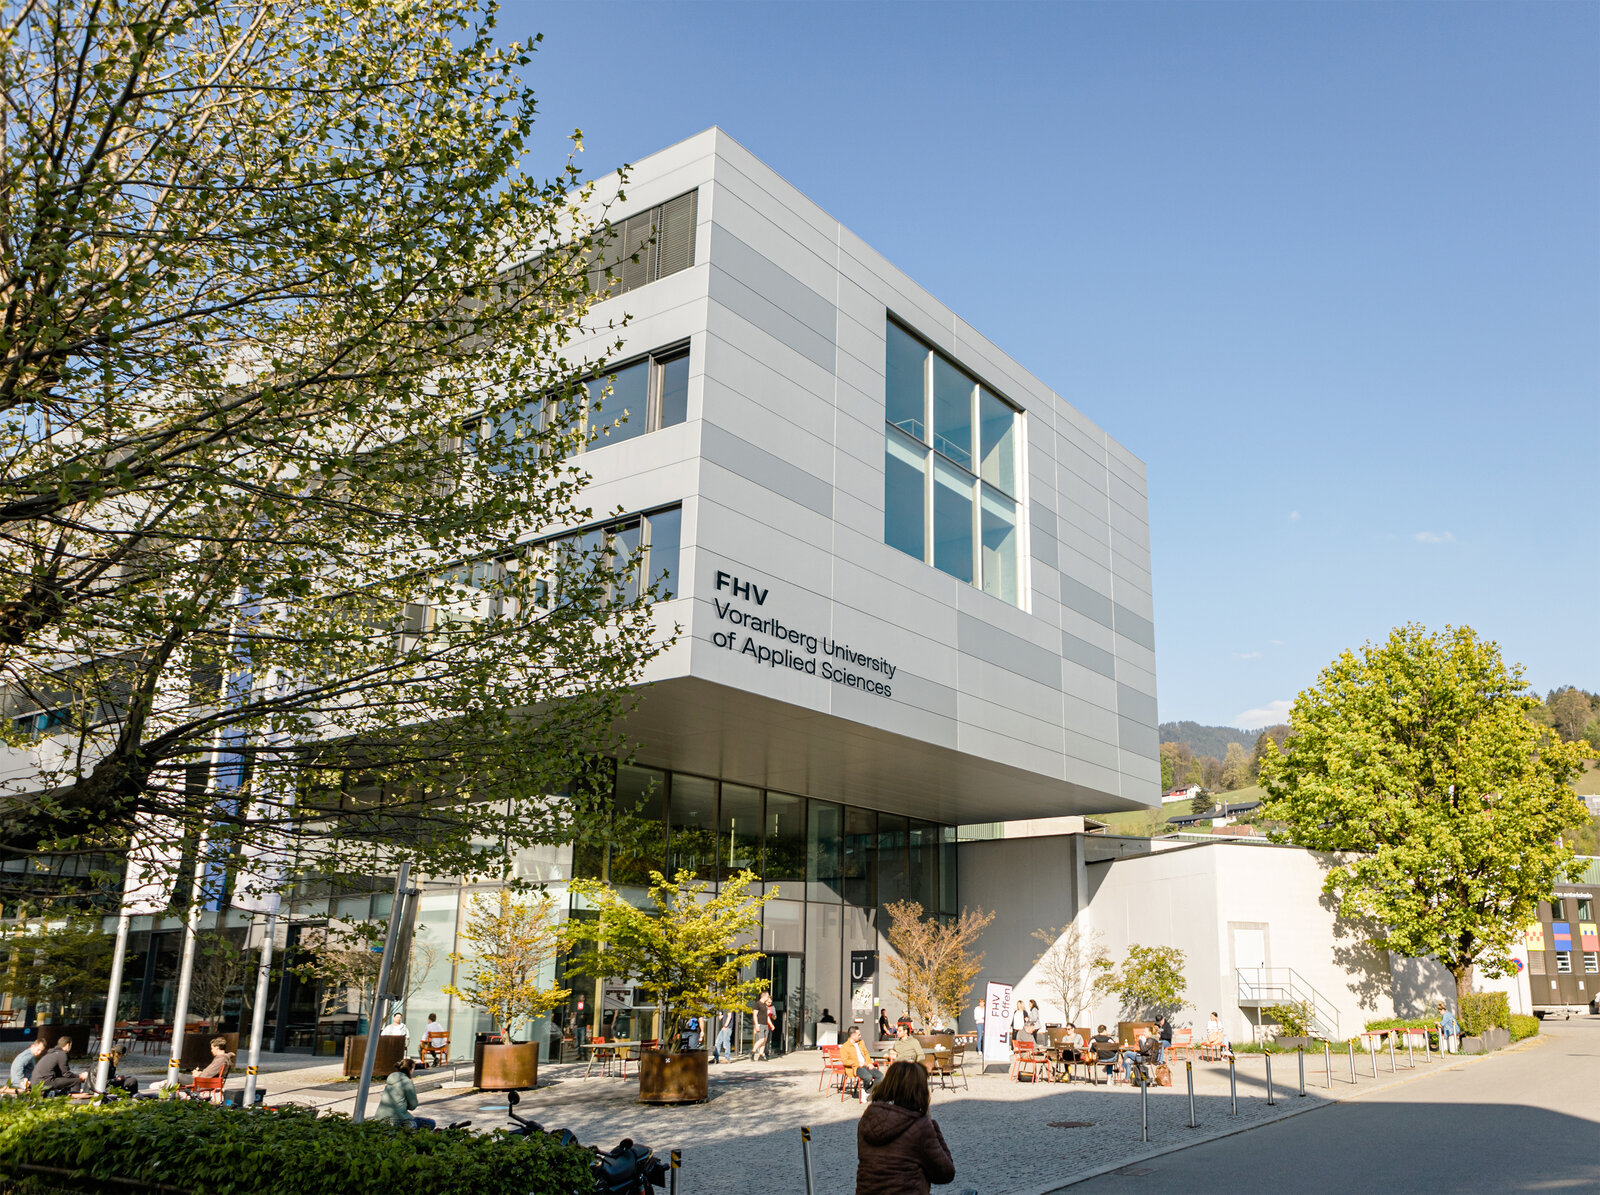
{"left": 840, "top": 1025, "right": 882, "bottom": 1104}
{"left": 890, "top": 1024, "right": 924, "bottom": 1066}
{"left": 1090, "top": 1025, "right": 1118, "bottom": 1079}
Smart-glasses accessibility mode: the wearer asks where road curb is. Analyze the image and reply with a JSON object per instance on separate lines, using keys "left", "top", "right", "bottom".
{"left": 1022, "top": 1034, "right": 1548, "bottom": 1193}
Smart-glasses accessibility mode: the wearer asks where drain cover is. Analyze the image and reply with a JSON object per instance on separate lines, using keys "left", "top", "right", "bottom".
{"left": 1047, "top": 1121, "right": 1096, "bottom": 1129}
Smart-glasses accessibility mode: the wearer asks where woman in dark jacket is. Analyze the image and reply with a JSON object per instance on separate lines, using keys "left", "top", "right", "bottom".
{"left": 856, "top": 1060, "right": 955, "bottom": 1195}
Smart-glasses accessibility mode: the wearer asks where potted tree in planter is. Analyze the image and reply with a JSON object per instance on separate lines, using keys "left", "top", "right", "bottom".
{"left": 443, "top": 889, "right": 568, "bottom": 1091}
{"left": 567, "top": 868, "right": 773, "bottom": 1104}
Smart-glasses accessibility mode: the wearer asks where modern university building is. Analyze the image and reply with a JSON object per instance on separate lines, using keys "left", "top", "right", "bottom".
{"left": 0, "top": 128, "right": 1162, "bottom": 1058}
{"left": 469, "top": 126, "right": 1162, "bottom": 1052}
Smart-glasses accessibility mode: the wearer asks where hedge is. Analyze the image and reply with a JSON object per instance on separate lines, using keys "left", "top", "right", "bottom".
{"left": 1508, "top": 1014, "right": 1540, "bottom": 1042}
{"left": 1458, "top": 992, "right": 1511, "bottom": 1037}
{"left": 0, "top": 1097, "right": 594, "bottom": 1195}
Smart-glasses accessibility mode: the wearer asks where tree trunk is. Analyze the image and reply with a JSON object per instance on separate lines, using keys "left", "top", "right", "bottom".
{"left": 1452, "top": 964, "right": 1473, "bottom": 1005}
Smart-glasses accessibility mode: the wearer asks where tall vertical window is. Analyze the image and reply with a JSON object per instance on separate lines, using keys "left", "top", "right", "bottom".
{"left": 882, "top": 319, "right": 1023, "bottom": 605}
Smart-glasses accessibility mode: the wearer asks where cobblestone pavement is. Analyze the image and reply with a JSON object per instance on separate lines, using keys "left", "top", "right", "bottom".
{"left": 295, "top": 1040, "right": 1496, "bottom": 1195}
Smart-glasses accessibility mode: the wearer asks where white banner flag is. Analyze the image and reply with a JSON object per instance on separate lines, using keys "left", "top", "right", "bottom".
{"left": 981, "top": 981, "right": 1014, "bottom": 1066}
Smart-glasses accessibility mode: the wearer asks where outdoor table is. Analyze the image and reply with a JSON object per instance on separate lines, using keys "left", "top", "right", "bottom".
{"left": 581, "top": 1040, "right": 641, "bottom": 1078}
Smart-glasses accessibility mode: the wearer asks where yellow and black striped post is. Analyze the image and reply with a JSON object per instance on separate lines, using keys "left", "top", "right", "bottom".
{"left": 800, "top": 1126, "right": 815, "bottom": 1195}
{"left": 669, "top": 1148, "right": 681, "bottom": 1195}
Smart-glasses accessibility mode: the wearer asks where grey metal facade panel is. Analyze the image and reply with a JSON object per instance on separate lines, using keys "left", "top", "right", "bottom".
{"left": 1061, "top": 630, "right": 1116, "bottom": 678}
{"left": 699, "top": 423, "right": 834, "bottom": 519}
{"left": 955, "top": 612, "right": 1062, "bottom": 691}
{"left": 1113, "top": 604, "right": 1156, "bottom": 652}
{"left": 707, "top": 224, "right": 837, "bottom": 339}
{"left": 1116, "top": 682, "right": 1159, "bottom": 728}
{"left": 1060, "top": 572, "right": 1116, "bottom": 629}
{"left": 705, "top": 264, "right": 835, "bottom": 372}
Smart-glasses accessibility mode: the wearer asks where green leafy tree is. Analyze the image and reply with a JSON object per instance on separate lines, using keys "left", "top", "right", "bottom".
{"left": 443, "top": 891, "right": 568, "bottom": 1041}
{"left": 0, "top": 0, "right": 669, "bottom": 899}
{"left": 0, "top": 910, "right": 115, "bottom": 1018}
{"left": 1190, "top": 789, "right": 1216, "bottom": 817}
{"left": 882, "top": 900, "right": 995, "bottom": 1028}
{"left": 1160, "top": 751, "right": 1175, "bottom": 792}
{"left": 565, "top": 870, "right": 774, "bottom": 1051}
{"left": 1102, "top": 944, "right": 1189, "bottom": 1019}
{"left": 1257, "top": 624, "right": 1591, "bottom": 1002}
{"left": 1221, "top": 742, "right": 1252, "bottom": 791}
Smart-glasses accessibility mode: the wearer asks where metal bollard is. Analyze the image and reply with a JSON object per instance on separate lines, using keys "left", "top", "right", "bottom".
{"left": 1388, "top": 1034, "right": 1396, "bottom": 1073}
{"left": 1324, "top": 1040, "right": 1332, "bottom": 1088}
{"left": 1298, "top": 1047, "right": 1306, "bottom": 1097}
{"left": 1348, "top": 1039, "right": 1356, "bottom": 1084}
{"left": 1370, "top": 1039, "right": 1377, "bottom": 1079}
{"left": 1140, "top": 1073, "right": 1149, "bottom": 1142}
{"left": 1408, "top": 1037, "right": 1415, "bottom": 1069}
{"left": 1186, "top": 1060, "right": 1196, "bottom": 1127}
{"left": 1229, "top": 1058, "right": 1237, "bottom": 1115}
{"left": 1264, "top": 1050, "right": 1275, "bottom": 1106}
{"left": 669, "top": 1149, "right": 681, "bottom": 1195}
{"left": 801, "top": 1126, "right": 815, "bottom": 1195}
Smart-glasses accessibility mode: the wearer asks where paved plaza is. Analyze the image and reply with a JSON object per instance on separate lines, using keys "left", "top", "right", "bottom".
{"left": 11, "top": 1022, "right": 1583, "bottom": 1195}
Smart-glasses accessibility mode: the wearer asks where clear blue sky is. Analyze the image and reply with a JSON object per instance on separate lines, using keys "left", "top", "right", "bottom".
{"left": 503, "top": 0, "right": 1598, "bottom": 728}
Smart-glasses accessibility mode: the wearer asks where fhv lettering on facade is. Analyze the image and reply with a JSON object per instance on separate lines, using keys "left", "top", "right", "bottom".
{"left": 710, "top": 569, "right": 896, "bottom": 697}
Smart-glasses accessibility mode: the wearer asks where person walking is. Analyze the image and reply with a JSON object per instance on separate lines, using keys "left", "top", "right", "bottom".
{"left": 710, "top": 1009, "right": 735, "bottom": 1064}
{"left": 840, "top": 1025, "right": 883, "bottom": 1104}
{"left": 32, "top": 1037, "right": 87, "bottom": 1096}
{"left": 375, "top": 1057, "right": 434, "bottom": 1129}
{"left": 855, "top": 1060, "right": 955, "bottom": 1195}
{"left": 752, "top": 992, "right": 775, "bottom": 1061}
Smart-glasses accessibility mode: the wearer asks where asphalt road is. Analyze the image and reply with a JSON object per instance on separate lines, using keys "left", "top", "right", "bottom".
{"left": 1061, "top": 1017, "right": 1600, "bottom": 1194}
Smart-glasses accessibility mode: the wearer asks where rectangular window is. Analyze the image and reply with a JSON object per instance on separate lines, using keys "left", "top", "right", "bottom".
{"left": 978, "top": 388, "right": 1018, "bottom": 496}
{"left": 719, "top": 784, "right": 762, "bottom": 879}
{"left": 806, "top": 800, "right": 843, "bottom": 903}
{"left": 841, "top": 807, "right": 876, "bottom": 908}
{"left": 884, "top": 323, "right": 927, "bottom": 439}
{"left": 1529, "top": 951, "right": 1546, "bottom": 975}
{"left": 882, "top": 319, "right": 1023, "bottom": 607}
{"left": 980, "top": 487, "right": 1019, "bottom": 605}
{"left": 643, "top": 506, "right": 682, "bottom": 600}
{"left": 667, "top": 774, "right": 718, "bottom": 881}
{"left": 587, "top": 189, "right": 698, "bottom": 300}
{"left": 884, "top": 427, "right": 928, "bottom": 561}
{"left": 764, "top": 792, "right": 806, "bottom": 883}
{"left": 932, "top": 457, "right": 975, "bottom": 584}
{"left": 471, "top": 342, "right": 690, "bottom": 467}
{"left": 1556, "top": 951, "right": 1572, "bottom": 973}
{"left": 930, "top": 356, "right": 974, "bottom": 470}
{"left": 589, "top": 359, "right": 650, "bottom": 446}
{"left": 656, "top": 351, "right": 690, "bottom": 428}
{"left": 1585, "top": 952, "right": 1598, "bottom": 974}
{"left": 609, "top": 765, "right": 666, "bottom": 887}
{"left": 1579, "top": 899, "right": 1593, "bottom": 921}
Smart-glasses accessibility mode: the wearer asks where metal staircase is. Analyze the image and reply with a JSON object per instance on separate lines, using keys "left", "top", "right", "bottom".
{"left": 1236, "top": 967, "right": 1340, "bottom": 1041}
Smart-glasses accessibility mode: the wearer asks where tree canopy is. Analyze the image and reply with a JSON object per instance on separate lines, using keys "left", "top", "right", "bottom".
{"left": 1257, "top": 624, "right": 1591, "bottom": 1000}
{"left": 0, "top": 0, "right": 670, "bottom": 901}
